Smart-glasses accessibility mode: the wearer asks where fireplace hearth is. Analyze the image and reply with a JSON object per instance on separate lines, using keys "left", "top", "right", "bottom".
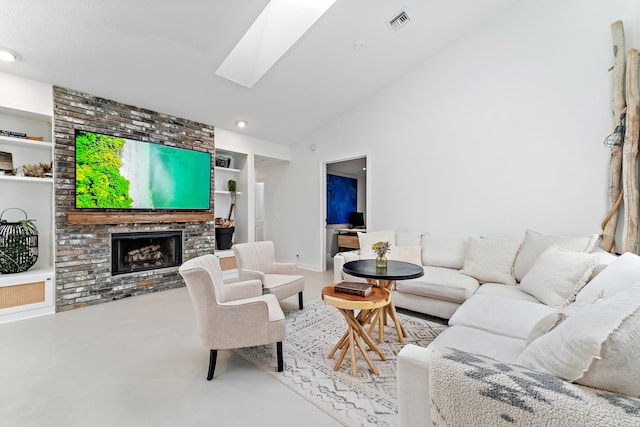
{"left": 111, "top": 231, "right": 182, "bottom": 276}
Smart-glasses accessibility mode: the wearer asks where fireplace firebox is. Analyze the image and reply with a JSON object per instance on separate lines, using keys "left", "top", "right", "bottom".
{"left": 111, "top": 231, "right": 182, "bottom": 276}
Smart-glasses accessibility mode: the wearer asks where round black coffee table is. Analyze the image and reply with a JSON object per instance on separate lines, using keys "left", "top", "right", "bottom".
{"left": 343, "top": 259, "right": 424, "bottom": 343}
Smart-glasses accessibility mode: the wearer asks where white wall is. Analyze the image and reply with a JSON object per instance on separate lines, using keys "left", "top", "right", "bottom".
{"left": 0, "top": 71, "right": 53, "bottom": 115}
{"left": 270, "top": 0, "right": 640, "bottom": 270}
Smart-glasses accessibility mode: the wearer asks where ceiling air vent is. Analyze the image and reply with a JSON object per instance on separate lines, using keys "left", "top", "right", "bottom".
{"left": 388, "top": 10, "right": 410, "bottom": 31}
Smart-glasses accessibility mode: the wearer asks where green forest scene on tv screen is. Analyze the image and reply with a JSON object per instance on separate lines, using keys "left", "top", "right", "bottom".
{"left": 75, "top": 130, "right": 211, "bottom": 209}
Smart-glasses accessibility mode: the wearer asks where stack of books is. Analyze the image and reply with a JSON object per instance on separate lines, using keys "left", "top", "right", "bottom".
{"left": 334, "top": 282, "right": 372, "bottom": 297}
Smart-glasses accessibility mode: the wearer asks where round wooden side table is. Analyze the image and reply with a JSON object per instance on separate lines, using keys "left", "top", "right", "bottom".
{"left": 342, "top": 259, "right": 424, "bottom": 343}
{"left": 322, "top": 284, "right": 391, "bottom": 377}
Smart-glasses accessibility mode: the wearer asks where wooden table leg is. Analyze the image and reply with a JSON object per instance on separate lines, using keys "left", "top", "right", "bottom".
{"left": 371, "top": 279, "right": 407, "bottom": 343}
{"left": 329, "top": 307, "right": 385, "bottom": 376}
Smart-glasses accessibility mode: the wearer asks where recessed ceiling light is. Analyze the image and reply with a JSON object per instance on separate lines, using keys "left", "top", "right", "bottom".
{"left": 215, "top": 0, "right": 337, "bottom": 88}
{"left": 236, "top": 120, "right": 248, "bottom": 128}
{"left": 0, "top": 47, "right": 20, "bottom": 62}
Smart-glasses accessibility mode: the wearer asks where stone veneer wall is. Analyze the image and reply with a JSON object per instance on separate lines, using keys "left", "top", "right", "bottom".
{"left": 53, "top": 86, "right": 216, "bottom": 311}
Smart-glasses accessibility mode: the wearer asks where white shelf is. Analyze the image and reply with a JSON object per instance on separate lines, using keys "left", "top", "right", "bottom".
{"left": 0, "top": 266, "right": 55, "bottom": 286}
{"left": 0, "top": 135, "right": 52, "bottom": 148}
{"left": 0, "top": 175, "right": 53, "bottom": 184}
{"left": 215, "top": 190, "right": 242, "bottom": 195}
{"left": 0, "top": 105, "right": 51, "bottom": 123}
{"left": 215, "top": 166, "right": 242, "bottom": 174}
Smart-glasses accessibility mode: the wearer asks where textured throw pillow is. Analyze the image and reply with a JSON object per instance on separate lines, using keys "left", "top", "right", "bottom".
{"left": 526, "top": 293, "right": 603, "bottom": 345}
{"left": 421, "top": 235, "right": 469, "bottom": 269}
{"left": 513, "top": 230, "right": 599, "bottom": 282}
{"left": 576, "top": 252, "right": 640, "bottom": 302}
{"left": 358, "top": 230, "right": 396, "bottom": 259}
{"left": 519, "top": 246, "right": 597, "bottom": 308}
{"left": 387, "top": 245, "right": 422, "bottom": 266}
{"left": 518, "top": 285, "right": 640, "bottom": 396}
{"left": 460, "top": 237, "right": 520, "bottom": 285}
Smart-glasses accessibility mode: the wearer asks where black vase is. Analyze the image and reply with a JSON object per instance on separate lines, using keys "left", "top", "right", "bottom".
{"left": 215, "top": 227, "right": 235, "bottom": 250}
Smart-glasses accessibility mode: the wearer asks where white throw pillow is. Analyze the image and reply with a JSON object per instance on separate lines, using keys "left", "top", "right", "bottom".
{"left": 576, "top": 252, "right": 640, "bottom": 302}
{"left": 460, "top": 237, "right": 520, "bottom": 285}
{"left": 513, "top": 230, "right": 599, "bottom": 282}
{"left": 421, "top": 235, "right": 469, "bottom": 269}
{"left": 518, "top": 285, "right": 640, "bottom": 397}
{"left": 526, "top": 293, "right": 602, "bottom": 345}
{"left": 387, "top": 245, "right": 422, "bottom": 266}
{"left": 519, "top": 246, "right": 597, "bottom": 308}
{"left": 358, "top": 230, "right": 396, "bottom": 259}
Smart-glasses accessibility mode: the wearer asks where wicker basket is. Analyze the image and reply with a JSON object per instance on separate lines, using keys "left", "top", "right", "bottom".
{"left": 0, "top": 208, "right": 38, "bottom": 274}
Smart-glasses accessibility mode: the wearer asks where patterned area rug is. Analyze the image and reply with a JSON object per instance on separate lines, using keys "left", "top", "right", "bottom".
{"left": 234, "top": 299, "right": 447, "bottom": 427}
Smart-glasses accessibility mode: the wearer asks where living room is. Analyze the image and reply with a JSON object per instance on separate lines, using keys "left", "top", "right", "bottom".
{"left": 1, "top": 0, "right": 639, "bottom": 426}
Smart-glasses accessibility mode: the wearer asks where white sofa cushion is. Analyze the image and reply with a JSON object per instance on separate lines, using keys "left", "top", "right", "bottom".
{"left": 429, "top": 326, "right": 526, "bottom": 364}
{"left": 513, "top": 230, "right": 599, "bottom": 282}
{"left": 448, "top": 294, "right": 555, "bottom": 340}
{"left": 576, "top": 252, "right": 640, "bottom": 301}
{"left": 519, "top": 246, "right": 597, "bottom": 308}
{"left": 460, "top": 237, "right": 520, "bottom": 285}
{"left": 395, "top": 266, "right": 479, "bottom": 303}
{"left": 526, "top": 294, "right": 602, "bottom": 345}
{"left": 387, "top": 245, "right": 422, "bottom": 266}
{"left": 358, "top": 229, "right": 396, "bottom": 258}
{"left": 474, "top": 283, "right": 540, "bottom": 303}
{"left": 421, "top": 235, "right": 468, "bottom": 269}
{"left": 518, "top": 285, "right": 640, "bottom": 396}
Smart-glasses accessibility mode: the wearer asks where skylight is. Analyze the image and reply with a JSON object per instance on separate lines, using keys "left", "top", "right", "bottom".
{"left": 215, "top": 0, "right": 336, "bottom": 88}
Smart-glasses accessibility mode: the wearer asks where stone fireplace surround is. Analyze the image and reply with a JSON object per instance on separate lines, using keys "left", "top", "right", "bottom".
{"left": 53, "top": 86, "right": 216, "bottom": 312}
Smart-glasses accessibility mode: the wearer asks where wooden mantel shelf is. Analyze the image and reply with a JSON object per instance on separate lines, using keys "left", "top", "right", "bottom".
{"left": 67, "top": 211, "right": 213, "bottom": 225}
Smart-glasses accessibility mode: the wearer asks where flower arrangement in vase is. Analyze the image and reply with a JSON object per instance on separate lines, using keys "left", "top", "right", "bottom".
{"left": 372, "top": 241, "right": 391, "bottom": 269}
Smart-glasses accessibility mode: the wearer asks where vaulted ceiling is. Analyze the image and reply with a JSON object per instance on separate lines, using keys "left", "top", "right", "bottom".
{"left": 0, "top": 0, "right": 520, "bottom": 145}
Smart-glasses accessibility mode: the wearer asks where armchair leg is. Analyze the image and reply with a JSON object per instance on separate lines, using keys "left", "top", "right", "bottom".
{"left": 207, "top": 349, "right": 217, "bottom": 381}
{"left": 276, "top": 342, "right": 283, "bottom": 372}
{"left": 298, "top": 291, "right": 304, "bottom": 310}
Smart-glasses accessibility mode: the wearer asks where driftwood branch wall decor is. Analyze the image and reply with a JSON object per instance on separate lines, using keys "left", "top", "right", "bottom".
{"left": 601, "top": 20, "right": 626, "bottom": 252}
{"left": 622, "top": 48, "right": 640, "bottom": 254}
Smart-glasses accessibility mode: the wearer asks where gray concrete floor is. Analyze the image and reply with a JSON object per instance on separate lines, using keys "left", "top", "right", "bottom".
{"left": 0, "top": 267, "right": 344, "bottom": 427}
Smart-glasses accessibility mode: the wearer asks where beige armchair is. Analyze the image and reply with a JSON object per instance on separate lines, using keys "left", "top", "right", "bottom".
{"left": 232, "top": 241, "right": 305, "bottom": 309}
{"left": 178, "top": 254, "right": 285, "bottom": 380}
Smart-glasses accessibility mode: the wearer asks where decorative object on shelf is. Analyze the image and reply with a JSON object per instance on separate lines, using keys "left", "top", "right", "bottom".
{"left": 214, "top": 217, "right": 234, "bottom": 228}
{"left": 0, "top": 129, "right": 27, "bottom": 138}
{"left": 214, "top": 222, "right": 235, "bottom": 250}
{"left": 0, "top": 208, "right": 38, "bottom": 274}
{"left": 0, "top": 151, "right": 13, "bottom": 174}
{"left": 0, "top": 129, "right": 44, "bottom": 141}
{"left": 372, "top": 241, "right": 391, "bottom": 269}
{"left": 227, "top": 179, "right": 237, "bottom": 219}
{"left": 215, "top": 210, "right": 235, "bottom": 250}
{"left": 21, "top": 162, "right": 52, "bottom": 178}
{"left": 215, "top": 154, "right": 232, "bottom": 168}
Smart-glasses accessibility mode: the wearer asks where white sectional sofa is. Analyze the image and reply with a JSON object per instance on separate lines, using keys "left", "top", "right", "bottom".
{"left": 333, "top": 229, "right": 640, "bottom": 426}
{"left": 333, "top": 229, "right": 604, "bottom": 319}
{"left": 398, "top": 251, "right": 640, "bottom": 426}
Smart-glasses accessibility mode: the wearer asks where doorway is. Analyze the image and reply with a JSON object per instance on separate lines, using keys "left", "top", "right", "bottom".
{"left": 323, "top": 156, "right": 367, "bottom": 271}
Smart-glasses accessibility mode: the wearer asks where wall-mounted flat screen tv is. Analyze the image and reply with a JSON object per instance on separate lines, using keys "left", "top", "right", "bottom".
{"left": 75, "top": 129, "right": 211, "bottom": 210}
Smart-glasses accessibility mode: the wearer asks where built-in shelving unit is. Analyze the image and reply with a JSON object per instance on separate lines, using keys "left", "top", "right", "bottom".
{"left": 214, "top": 149, "right": 247, "bottom": 249}
{"left": 0, "top": 101, "right": 56, "bottom": 323}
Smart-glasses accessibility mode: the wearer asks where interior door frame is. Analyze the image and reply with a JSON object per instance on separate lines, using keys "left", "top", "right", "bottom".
{"left": 321, "top": 153, "right": 370, "bottom": 272}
